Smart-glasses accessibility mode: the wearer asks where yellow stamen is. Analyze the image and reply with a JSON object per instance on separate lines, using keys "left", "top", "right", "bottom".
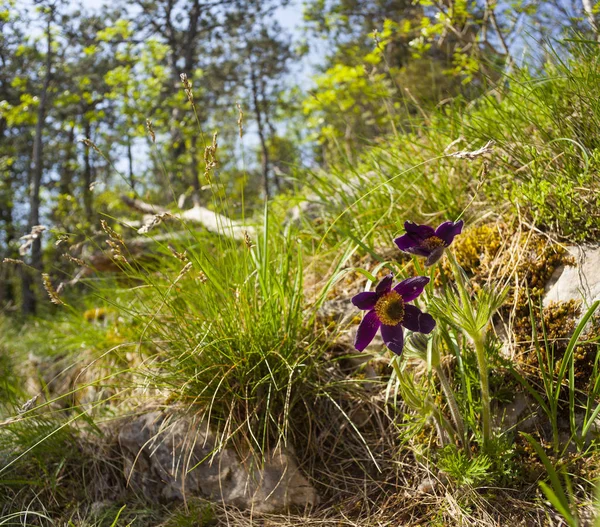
{"left": 421, "top": 236, "right": 445, "bottom": 251}
{"left": 375, "top": 291, "right": 405, "bottom": 326}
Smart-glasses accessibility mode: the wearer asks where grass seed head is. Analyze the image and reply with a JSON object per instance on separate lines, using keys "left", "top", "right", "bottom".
{"left": 174, "top": 261, "right": 193, "bottom": 284}
{"left": 237, "top": 102, "right": 244, "bottom": 138}
{"left": 168, "top": 245, "right": 188, "bottom": 262}
{"left": 146, "top": 119, "right": 156, "bottom": 143}
{"left": 42, "top": 273, "right": 65, "bottom": 306}
{"left": 106, "top": 239, "right": 128, "bottom": 263}
{"left": 55, "top": 234, "right": 70, "bottom": 246}
{"left": 81, "top": 138, "right": 102, "bottom": 154}
{"left": 2, "top": 258, "right": 25, "bottom": 265}
{"left": 100, "top": 220, "right": 124, "bottom": 244}
{"left": 243, "top": 230, "right": 254, "bottom": 249}
{"left": 204, "top": 132, "right": 219, "bottom": 180}
{"left": 62, "top": 253, "right": 86, "bottom": 266}
{"left": 180, "top": 73, "right": 195, "bottom": 107}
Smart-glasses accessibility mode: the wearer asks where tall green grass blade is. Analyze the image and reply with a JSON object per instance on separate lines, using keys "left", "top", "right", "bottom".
{"left": 522, "top": 432, "right": 577, "bottom": 526}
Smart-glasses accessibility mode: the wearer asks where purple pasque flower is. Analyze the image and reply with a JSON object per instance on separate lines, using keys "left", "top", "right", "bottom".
{"left": 352, "top": 274, "right": 435, "bottom": 355}
{"left": 394, "top": 220, "right": 464, "bottom": 266}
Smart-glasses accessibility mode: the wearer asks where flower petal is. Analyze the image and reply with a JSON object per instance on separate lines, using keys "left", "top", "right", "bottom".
{"left": 393, "top": 276, "right": 430, "bottom": 302}
{"left": 380, "top": 323, "right": 404, "bottom": 355}
{"left": 354, "top": 310, "right": 381, "bottom": 351}
{"left": 394, "top": 233, "right": 419, "bottom": 251}
{"left": 394, "top": 239, "right": 432, "bottom": 256}
{"left": 435, "top": 220, "right": 464, "bottom": 246}
{"left": 402, "top": 304, "right": 436, "bottom": 334}
{"left": 425, "top": 246, "right": 445, "bottom": 266}
{"left": 376, "top": 273, "right": 394, "bottom": 294}
{"left": 394, "top": 221, "right": 435, "bottom": 251}
{"left": 405, "top": 221, "right": 436, "bottom": 238}
{"left": 351, "top": 291, "right": 378, "bottom": 310}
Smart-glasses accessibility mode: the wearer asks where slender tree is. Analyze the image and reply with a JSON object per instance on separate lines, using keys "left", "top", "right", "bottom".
{"left": 22, "top": 2, "right": 56, "bottom": 314}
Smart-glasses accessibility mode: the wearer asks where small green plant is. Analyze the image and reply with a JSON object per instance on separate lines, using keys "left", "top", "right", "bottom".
{"left": 512, "top": 300, "right": 600, "bottom": 454}
{"left": 438, "top": 445, "right": 492, "bottom": 487}
{"left": 352, "top": 218, "right": 507, "bottom": 456}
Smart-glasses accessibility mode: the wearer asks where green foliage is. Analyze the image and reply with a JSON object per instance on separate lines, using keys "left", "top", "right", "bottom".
{"left": 75, "top": 205, "right": 341, "bottom": 454}
{"left": 438, "top": 445, "right": 492, "bottom": 487}
{"left": 511, "top": 299, "right": 600, "bottom": 454}
{"left": 523, "top": 433, "right": 580, "bottom": 526}
{"left": 0, "top": 317, "right": 23, "bottom": 407}
{"left": 5, "top": 1, "right": 600, "bottom": 524}
{"left": 461, "top": 41, "right": 600, "bottom": 240}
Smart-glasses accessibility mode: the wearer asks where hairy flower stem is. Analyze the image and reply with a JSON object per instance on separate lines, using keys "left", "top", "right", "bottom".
{"left": 447, "top": 250, "right": 491, "bottom": 451}
{"left": 391, "top": 356, "right": 404, "bottom": 387}
{"left": 473, "top": 333, "right": 491, "bottom": 451}
{"left": 392, "top": 356, "right": 453, "bottom": 446}
{"left": 447, "top": 251, "right": 473, "bottom": 321}
{"left": 434, "top": 363, "right": 465, "bottom": 447}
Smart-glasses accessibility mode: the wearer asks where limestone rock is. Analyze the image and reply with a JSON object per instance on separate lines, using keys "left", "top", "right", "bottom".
{"left": 544, "top": 246, "right": 600, "bottom": 308}
{"left": 494, "top": 392, "right": 538, "bottom": 433}
{"left": 117, "top": 410, "right": 318, "bottom": 512}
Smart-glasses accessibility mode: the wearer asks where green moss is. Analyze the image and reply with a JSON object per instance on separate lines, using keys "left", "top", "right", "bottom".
{"left": 451, "top": 223, "right": 503, "bottom": 275}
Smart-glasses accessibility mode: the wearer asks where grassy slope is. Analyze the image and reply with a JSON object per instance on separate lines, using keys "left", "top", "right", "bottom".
{"left": 2, "top": 42, "right": 600, "bottom": 526}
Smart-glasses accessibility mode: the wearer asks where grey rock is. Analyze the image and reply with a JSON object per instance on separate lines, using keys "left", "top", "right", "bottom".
{"left": 117, "top": 410, "right": 318, "bottom": 512}
{"left": 318, "top": 298, "right": 355, "bottom": 325}
{"left": 544, "top": 246, "right": 600, "bottom": 308}
{"left": 495, "top": 392, "right": 538, "bottom": 433}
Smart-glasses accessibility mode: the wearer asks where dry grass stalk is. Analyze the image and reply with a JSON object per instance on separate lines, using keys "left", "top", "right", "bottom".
{"left": 449, "top": 140, "right": 495, "bottom": 159}
{"left": 62, "top": 253, "right": 86, "bottom": 266}
{"left": 168, "top": 245, "right": 188, "bottom": 262}
{"left": 2, "top": 258, "right": 25, "bottom": 265}
{"left": 146, "top": 119, "right": 156, "bottom": 143}
{"left": 180, "top": 73, "right": 195, "bottom": 109}
{"left": 243, "top": 230, "right": 254, "bottom": 249}
{"left": 81, "top": 138, "right": 102, "bottom": 154}
{"left": 138, "top": 212, "right": 173, "bottom": 234}
{"left": 19, "top": 225, "right": 46, "bottom": 255}
{"left": 100, "top": 220, "right": 124, "bottom": 244}
{"left": 204, "top": 132, "right": 218, "bottom": 181}
{"left": 174, "top": 261, "right": 193, "bottom": 285}
{"left": 55, "top": 234, "right": 70, "bottom": 246}
{"left": 237, "top": 102, "right": 244, "bottom": 138}
{"left": 18, "top": 395, "right": 39, "bottom": 414}
{"left": 42, "top": 273, "right": 65, "bottom": 306}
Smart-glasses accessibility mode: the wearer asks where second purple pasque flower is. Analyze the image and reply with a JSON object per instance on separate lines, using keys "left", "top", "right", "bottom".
{"left": 352, "top": 274, "right": 435, "bottom": 355}
{"left": 394, "top": 220, "right": 463, "bottom": 266}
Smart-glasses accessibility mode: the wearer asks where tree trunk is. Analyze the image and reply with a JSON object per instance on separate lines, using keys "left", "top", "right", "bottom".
{"left": 127, "top": 135, "right": 135, "bottom": 190}
{"left": 169, "top": 51, "right": 185, "bottom": 162}
{"left": 0, "top": 174, "right": 15, "bottom": 308}
{"left": 59, "top": 124, "right": 75, "bottom": 196}
{"left": 249, "top": 62, "right": 271, "bottom": 198}
{"left": 22, "top": 11, "right": 53, "bottom": 315}
{"left": 82, "top": 120, "right": 93, "bottom": 222}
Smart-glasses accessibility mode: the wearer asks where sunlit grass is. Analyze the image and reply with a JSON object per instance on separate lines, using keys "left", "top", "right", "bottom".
{"left": 3, "top": 35, "right": 600, "bottom": 527}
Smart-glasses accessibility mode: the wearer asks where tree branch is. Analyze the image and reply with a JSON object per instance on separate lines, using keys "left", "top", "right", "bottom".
{"left": 120, "top": 195, "right": 255, "bottom": 240}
